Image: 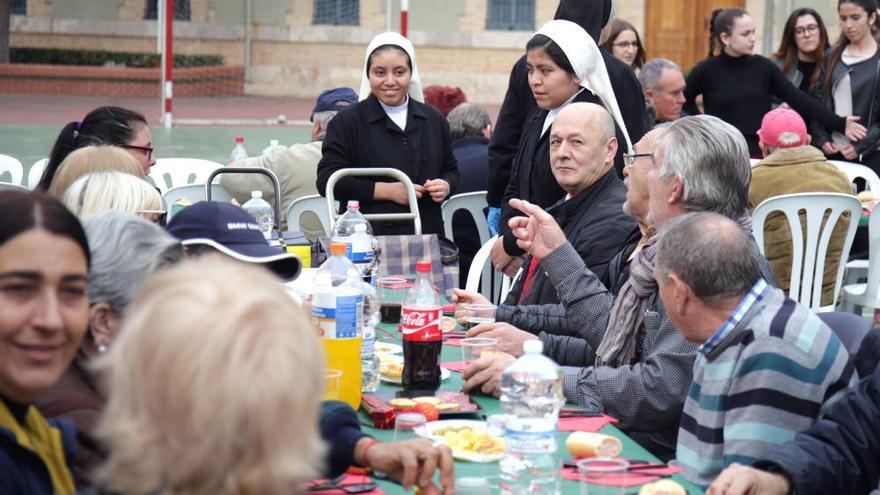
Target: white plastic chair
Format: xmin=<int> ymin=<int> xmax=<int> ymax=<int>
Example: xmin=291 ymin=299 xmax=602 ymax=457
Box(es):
xmin=28 ymin=158 xmax=48 ymax=189
xmin=465 ymin=235 xmax=519 ymax=304
xmin=842 ymin=202 xmax=880 ymax=315
xmin=324 ymin=168 xmax=421 ymax=234
xmin=749 ymin=158 xmax=762 ymax=168
xmin=287 ymin=194 xmax=332 ymax=236
xmin=441 ymin=191 xmax=491 ymax=247
xmin=162 ymin=184 xmax=233 ymax=220
xmin=0 ymin=154 xmax=24 ymax=185
xmin=147 ymin=158 xmax=223 ymax=194
xmin=0 ymin=182 xmax=28 ymax=192
xmin=828 ymin=159 xmax=880 ymax=193
xmin=752 ymin=192 xmax=861 ymax=311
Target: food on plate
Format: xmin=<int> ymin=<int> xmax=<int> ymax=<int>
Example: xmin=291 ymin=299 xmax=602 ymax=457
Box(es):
xmin=380 ymin=362 xmax=403 ymax=379
xmin=435 ymin=403 xmax=460 ymax=412
xmin=376 ymin=352 xmax=400 ymax=364
xmin=858 ymin=191 xmax=876 ymax=202
xmin=435 ymin=391 xmax=479 ymax=411
xmin=413 ymin=403 xmax=439 ymax=421
xmin=389 ymin=398 xmax=417 ymax=411
xmin=413 ymin=396 xmax=442 ymax=405
xmin=638 ymin=479 xmax=686 ymax=495
xmin=442 ymin=316 xmax=457 ymax=333
xmin=375 ymin=342 xmax=402 ymax=354
xmin=433 ymin=425 xmax=504 ymax=455
xmin=566 ymin=431 xmax=623 ymax=458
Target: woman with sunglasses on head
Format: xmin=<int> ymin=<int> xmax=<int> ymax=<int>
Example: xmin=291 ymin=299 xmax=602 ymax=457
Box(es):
xmin=601 ymin=18 xmax=646 ymax=72
xmin=39 ymin=106 xmax=156 ymax=191
xmin=0 ymin=190 xmax=91 ymax=494
xmin=684 ymin=8 xmax=866 ymax=157
xmin=772 ymin=8 xmax=831 ymax=96
xmin=811 ymin=0 xmax=880 ymax=172
xmin=316 ymin=33 xmax=459 ymax=236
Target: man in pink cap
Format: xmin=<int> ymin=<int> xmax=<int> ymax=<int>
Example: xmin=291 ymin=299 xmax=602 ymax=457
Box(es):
xmin=750 ymin=107 xmax=852 ymax=305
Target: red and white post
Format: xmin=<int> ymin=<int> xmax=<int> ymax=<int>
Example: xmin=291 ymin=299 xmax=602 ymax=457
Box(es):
xmin=160 ymin=0 xmax=174 ymax=128
xmin=400 ymin=0 xmax=408 ymax=37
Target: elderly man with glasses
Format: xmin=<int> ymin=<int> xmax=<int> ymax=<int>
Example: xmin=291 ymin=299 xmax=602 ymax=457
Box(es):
xmin=462 ymin=115 xmax=777 ymax=461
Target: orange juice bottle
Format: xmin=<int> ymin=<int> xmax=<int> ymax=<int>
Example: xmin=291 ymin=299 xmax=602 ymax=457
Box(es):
xmin=312 ymin=242 xmax=363 ymax=410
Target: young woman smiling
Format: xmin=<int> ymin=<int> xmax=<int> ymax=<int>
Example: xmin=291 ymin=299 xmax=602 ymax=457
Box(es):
xmin=684 ymin=8 xmax=865 ymax=156
xmin=601 ymin=18 xmax=646 ymax=71
xmin=0 ymin=190 xmax=91 ymax=494
xmin=812 ymin=0 xmax=880 ymax=171
xmin=316 ymin=32 xmax=459 ymax=236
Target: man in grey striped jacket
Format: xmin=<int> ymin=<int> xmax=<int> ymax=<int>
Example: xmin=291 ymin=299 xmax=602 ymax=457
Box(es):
xmin=654 ymin=212 xmax=856 ymax=489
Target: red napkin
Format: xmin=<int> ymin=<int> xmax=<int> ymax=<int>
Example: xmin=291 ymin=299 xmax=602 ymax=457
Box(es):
xmin=558 ymin=414 xmax=619 ymax=432
xmin=304 ymin=474 xmax=384 ymax=494
xmin=442 ymin=360 xmax=468 ymax=373
xmin=561 ymin=462 xmax=683 ymax=486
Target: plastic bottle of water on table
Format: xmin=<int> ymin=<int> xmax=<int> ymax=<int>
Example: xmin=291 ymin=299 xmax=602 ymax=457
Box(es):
xmin=242 ymin=191 xmax=274 ymax=240
xmin=499 ymin=339 xmax=564 ymax=495
xmin=312 ymin=242 xmax=364 ymax=409
xmin=332 ymin=201 xmax=376 ymax=282
xmin=360 ymin=281 xmax=381 ymax=392
xmin=230 ymin=136 xmax=248 ymax=162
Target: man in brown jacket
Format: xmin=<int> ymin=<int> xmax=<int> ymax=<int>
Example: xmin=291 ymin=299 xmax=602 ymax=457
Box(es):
xmin=750 ymin=108 xmax=853 ymax=305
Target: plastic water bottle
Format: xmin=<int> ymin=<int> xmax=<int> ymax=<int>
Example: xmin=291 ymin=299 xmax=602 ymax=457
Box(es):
xmin=230 ymin=136 xmax=248 ymax=162
xmin=261 ymin=139 xmax=282 ymax=156
xmin=360 ymin=281 xmax=381 ymax=392
xmin=312 ymin=242 xmax=364 ymax=409
xmin=242 ymin=191 xmax=274 ymax=239
xmin=332 ymin=201 xmax=375 ymax=282
xmin=499 ymin=339 xmax=564 ymax=495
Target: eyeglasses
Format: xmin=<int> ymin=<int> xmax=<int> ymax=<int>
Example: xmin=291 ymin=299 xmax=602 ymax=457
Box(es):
xmin=613 ymin=41 xmax=640 ymax=50
xmin=794 ymin=24 xmax=820 ymax=38
xmin=137 ymin=209 xmax=167 ymax=227
xmin=120 ymin=144 xmax=154 ymax=159
xmin=623 ymin=152 xmax=654 ymax=168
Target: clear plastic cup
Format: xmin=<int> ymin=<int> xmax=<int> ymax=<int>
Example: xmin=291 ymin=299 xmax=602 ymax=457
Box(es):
xmin=322 ymin=368 xmax=342 ymax=401
xmin=577 ymin=457 xmax=629 ymax=495
xmin=460 ymin=337 xmax=498 ymax=366
xmin=393 ymin=412 xmax=427 ymax=442
xmin=459 ymin=303 xmax=496 ymax=330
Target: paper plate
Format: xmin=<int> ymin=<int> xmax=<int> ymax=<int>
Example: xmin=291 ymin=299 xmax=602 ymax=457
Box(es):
xmin=379 ymin=367 xmax=451 ymax=384
xmin=375 ymin=342 xmax=402 ymax=354
xmin=417 ymin=419 xmax=505 ymax=463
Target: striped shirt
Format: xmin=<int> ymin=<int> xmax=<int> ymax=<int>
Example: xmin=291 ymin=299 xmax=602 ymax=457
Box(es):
xmin=675 ymin=282 xmax=856 ymax=488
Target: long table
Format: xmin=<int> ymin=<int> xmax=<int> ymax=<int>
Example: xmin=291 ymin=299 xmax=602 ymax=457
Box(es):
xmin=363 ymin=323 xmax=704 ymax=494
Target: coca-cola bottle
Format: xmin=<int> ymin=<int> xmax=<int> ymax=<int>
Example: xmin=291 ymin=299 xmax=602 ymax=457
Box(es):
xmin=401 ymin=260 xmax=443 ymax=392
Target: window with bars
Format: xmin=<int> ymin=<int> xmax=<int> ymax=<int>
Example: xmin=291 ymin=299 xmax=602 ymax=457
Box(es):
xmin=487 ymin=0 xmax=535 ymax=31
xmin=145 ymin=0 xmax=192 ymax=21
xmin=313 ymin=0 xmax=359 ymax=26
xmin=12 ymin=0 xmax=26 ymax=15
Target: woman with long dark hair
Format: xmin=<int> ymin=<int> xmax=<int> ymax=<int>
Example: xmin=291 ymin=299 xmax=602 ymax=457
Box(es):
xmin=683 ymin=8 xmax=865 ymax=156
xmin=773 ymin=8 xmax=831 ymax=94
xmin=812 ymin=0 xmax=880 ymax=171
xmin=601 ymin=18 xmax=646 ymax=71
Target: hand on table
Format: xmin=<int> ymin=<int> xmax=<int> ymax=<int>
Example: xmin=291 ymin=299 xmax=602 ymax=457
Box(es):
xmin=461 ymin=352 xmax=516 ymax=397
xmin=489 ymin=237 xmax=523 ymax=277
xmin=845 ymin=116 xmax=867 ymax=142
xmin=508 ymin=199 xmax=567 ymax=259
xmin=706 ymin=463 xmax=791 ymax=495
xmin=423 ymin=179 xmax=450 ymax=203
xmin=359 ymin=438 xmax=454 ymax=495
xmin=465 ymin=321 xmax=537 ymax=357
xmin=841 ymin=144 xmax=859 ymax=161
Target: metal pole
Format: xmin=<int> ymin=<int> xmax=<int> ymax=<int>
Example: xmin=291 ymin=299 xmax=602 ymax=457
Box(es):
xmin=244 ymin=0 xmax=252 ymax=83
xmin=163 ymin=0 xmax=174 ymax=128
xmin=400 ymin=0 xmax=408 ymax=37
xmin=156 ymin=0 xmax=164 ymax=53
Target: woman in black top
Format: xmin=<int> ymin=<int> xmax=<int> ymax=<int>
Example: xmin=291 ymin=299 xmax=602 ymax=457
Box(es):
xmin=684 ymin=8 xmax=865 ymax=156
xmin=316 ymin=33 xmax=459 ymax=236
xmin=812 ymin=0 xmax=880 ymax=171
xmin=772 ymin=8 xmax=831 ymax=95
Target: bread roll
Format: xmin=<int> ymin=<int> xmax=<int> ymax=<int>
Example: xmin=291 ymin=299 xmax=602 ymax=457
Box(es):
xmin=638 ymin=479 xmax=686 ymax=495
xmin=389 ymin=398 xmax=417 ymax=410
xmin=565 ymin=431 xmax=623 ymax=458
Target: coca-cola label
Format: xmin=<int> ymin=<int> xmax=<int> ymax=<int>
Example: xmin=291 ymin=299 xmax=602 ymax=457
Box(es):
xmin=401 ymin=306 xmax=442 ymax=342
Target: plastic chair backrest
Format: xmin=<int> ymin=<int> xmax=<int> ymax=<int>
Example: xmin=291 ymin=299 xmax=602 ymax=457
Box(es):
xmin=749 ymin=158 xmax=761 ymax=168
xmin=287 ymin=194 xmax=332 ymax=237
xmin=857 ymin=203 xmax=880 ymax=305
xmin=28 ymin=158 xmax=48 ymax=189
xmin=324 ymin=168 xmax=421 ymax=235
xmin=752 ymin=192 xmax=861 ymax=310
xmin=828 ymin=159 xmax=880 ymax=193
xmin=465 ymin=235 xmax=515 ymax=304
xmin=441 ymin=191 xmax=490 ymax=247
xmin=147 ymin=158 xmax=223 ymax=194
xmin=0 ymin=154 xmax=23 ymax=185
xmin=162 ymin=184 xmax=233 ymax=220
xmin=0 ymin=182 xmax=29 ymax=192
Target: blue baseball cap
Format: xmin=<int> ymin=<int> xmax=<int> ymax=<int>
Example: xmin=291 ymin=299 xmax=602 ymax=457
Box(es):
xmin=311 ymin=87 xmax=358 ymax=121
xmin=166 ymin=201 xmax=301 ymax=281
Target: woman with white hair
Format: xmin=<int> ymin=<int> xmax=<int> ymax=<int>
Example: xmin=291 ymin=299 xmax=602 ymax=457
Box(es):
xmin=35 ymin=210 xmax=183 ymax=479
xmin=316 ymin=32 xmax=460 ymax=235
xmin=63 ymin=171 xmax=165 ymax=225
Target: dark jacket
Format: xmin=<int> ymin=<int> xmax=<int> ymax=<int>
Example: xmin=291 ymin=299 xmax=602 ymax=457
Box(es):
xmin=451 ymin=135 xmax=490 ymax=288
xmin=317 ymin=94 xmax=460 ymax=235
xmin=320 ymin=401 xmax=368 ymax=478
xmin=485 ymin=0 xmax=646 ymax=208
xmin=753 ymin=368 xmax=880 ymax=495
xmin=497 ymin=169 xmax=636 ymax=316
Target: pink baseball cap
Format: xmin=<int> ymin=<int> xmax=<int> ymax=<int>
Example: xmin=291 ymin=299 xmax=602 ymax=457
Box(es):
xmin=757 ymin=108 xmax=808 ymax=148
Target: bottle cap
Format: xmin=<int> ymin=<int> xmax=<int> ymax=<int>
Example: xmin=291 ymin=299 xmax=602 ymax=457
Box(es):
xmin=523 ymin=339 xmax=543 ymax=355
xmin=235 ymin=136 xmax=244 ymax=143
xmin=330 ymin=242 xmax=348 ymax=256
xmin=347 ymin=200 xmax=360 ymax=209
xmin=415 ymin=260 xmax=431 ymax=273
xmin=251 ymin=191 xmax=262 ymax=199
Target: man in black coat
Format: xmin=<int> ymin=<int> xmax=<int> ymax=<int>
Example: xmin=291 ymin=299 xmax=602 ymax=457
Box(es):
xmin=486 ymin=0 xmax=647 ymax=233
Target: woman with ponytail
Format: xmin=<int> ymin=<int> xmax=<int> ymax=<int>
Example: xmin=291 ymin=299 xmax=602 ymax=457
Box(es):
xmin=39 ymin=106 xmax=155 ymax=191
xmin=683 ymin=8 xmax=865 ymax=156
xmin=812 ymin=0 xmax=880 ymax=171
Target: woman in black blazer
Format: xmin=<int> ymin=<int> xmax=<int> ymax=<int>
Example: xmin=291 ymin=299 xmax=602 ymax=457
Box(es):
xmin=317 ymin=32 xmax=459 ymax=235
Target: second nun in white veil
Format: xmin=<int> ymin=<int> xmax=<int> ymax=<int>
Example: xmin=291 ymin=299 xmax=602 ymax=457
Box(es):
xmin=316 ymin=32 xmax=459 ymax=236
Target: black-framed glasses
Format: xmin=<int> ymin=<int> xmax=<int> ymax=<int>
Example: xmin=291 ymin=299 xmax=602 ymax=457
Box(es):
xmin=623 ymin=152 xmax=654 ymax=167
xmin=794 ymin=24 xmax=820 ymax=38
xmin=121 ymin=144 xmax=154 ymax=159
